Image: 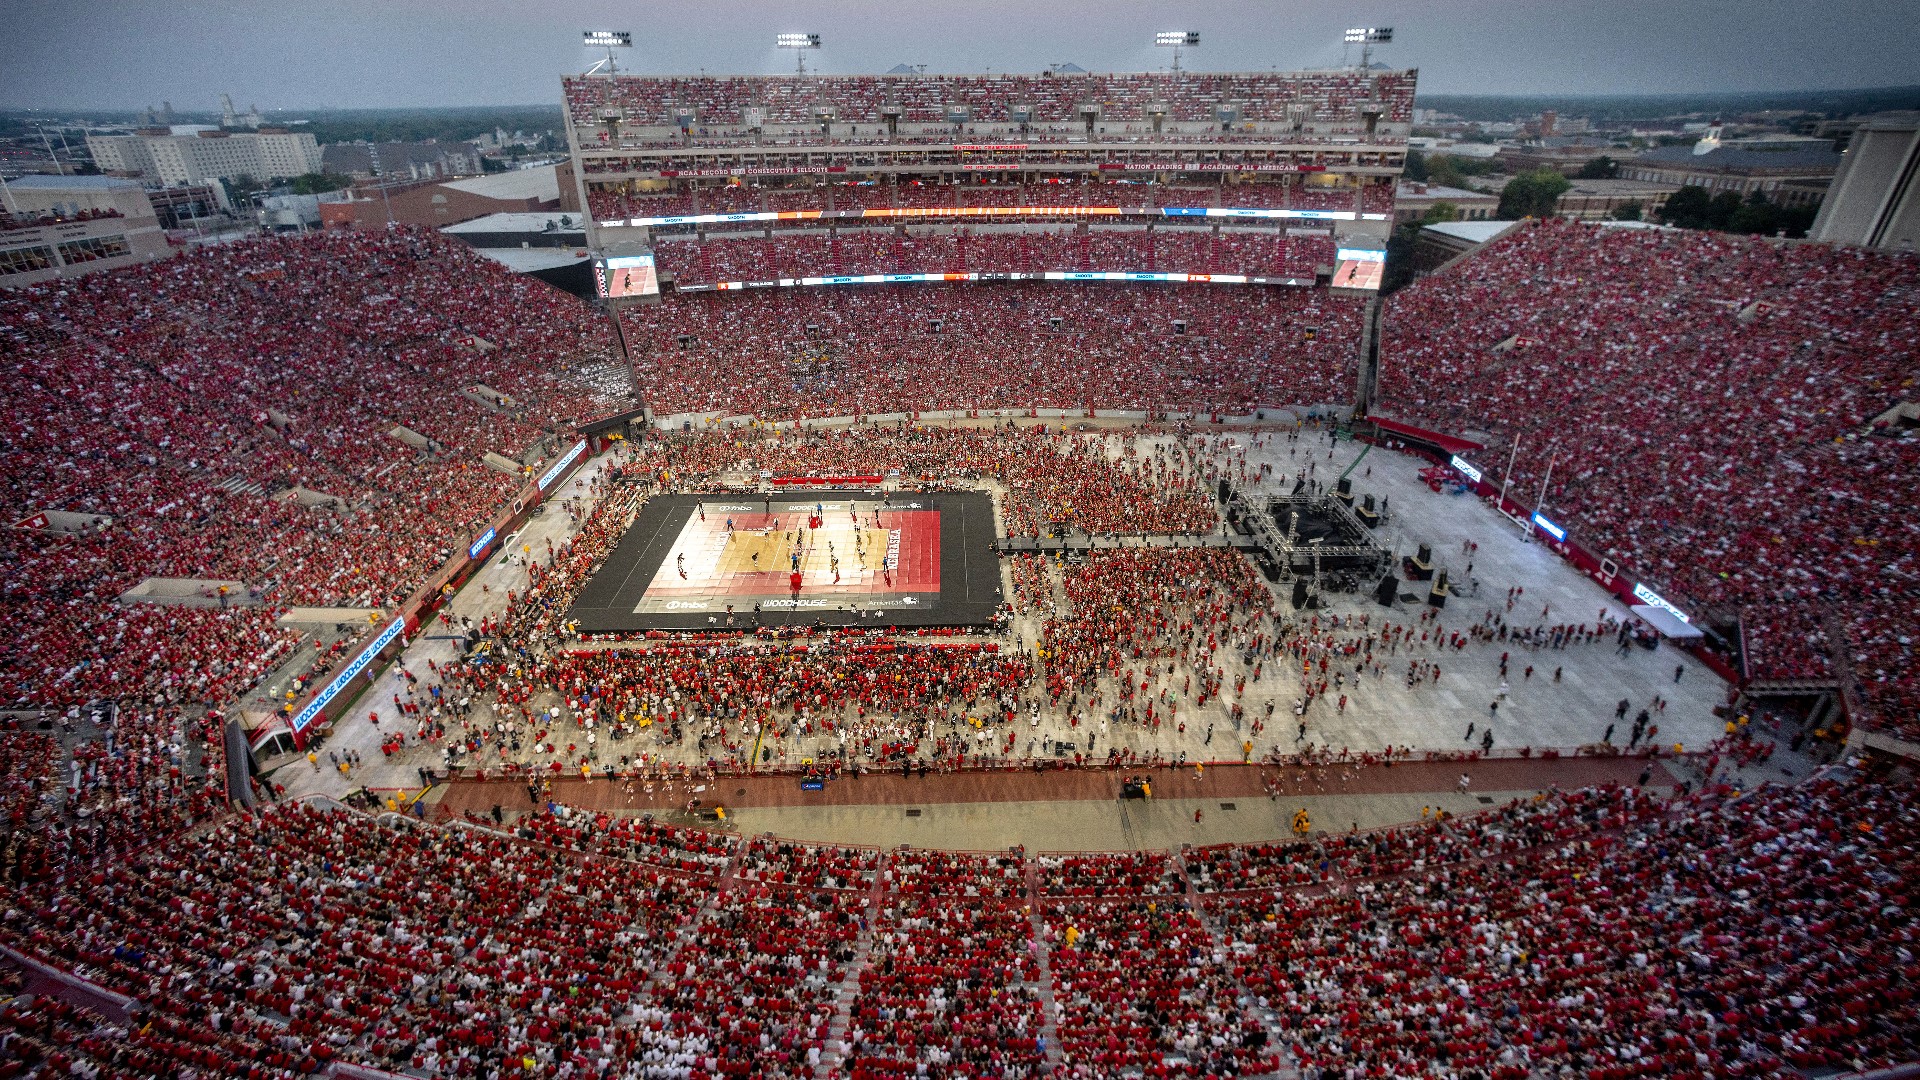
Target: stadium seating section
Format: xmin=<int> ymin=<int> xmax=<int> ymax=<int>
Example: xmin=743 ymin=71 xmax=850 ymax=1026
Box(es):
xmin=646 ymin=229 xmax=1338 ymax=283
xmin=584 ymin=181 xmax=1384 ymax=222
xmin=0 ymin=228 xmax=624 ymax=709
xmin=1 ymin=771 xmax=1913 ymax=1078
xmin=563 ymin=71 xmax=1417 ymax=128
xmin=620 ymin=282 xmax=1361 ymax=417
xmin=1381 ymin=218 xmax=1920 ymax=737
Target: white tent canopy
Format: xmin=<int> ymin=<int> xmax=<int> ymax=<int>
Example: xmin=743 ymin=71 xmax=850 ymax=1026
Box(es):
xmin=1631 ymin=604 xmax=1704 ymax=640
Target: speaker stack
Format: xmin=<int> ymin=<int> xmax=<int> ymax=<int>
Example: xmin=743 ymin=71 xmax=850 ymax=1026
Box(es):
xmin=1374 ymin=573 xmax=1398 ymax=607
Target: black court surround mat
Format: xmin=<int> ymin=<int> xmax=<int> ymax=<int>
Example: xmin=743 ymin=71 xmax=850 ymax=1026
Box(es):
xmin=567 ymin=490 xmax=1002 ymax=632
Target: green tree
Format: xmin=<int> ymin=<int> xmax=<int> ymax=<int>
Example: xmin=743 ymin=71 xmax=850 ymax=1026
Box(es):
xmin=289 ymin=172 xmax=351 ymax=195
xmin=1575 ymin=156 xmax=1619 ymax=179
xmin=1426 ymin=155 xmax=1466 ymax=189
xmin=1403 ymin=149 xmax=1429 ymax=182
xmin=1706 ymin=191 xmax=1744 ymax=230
xmin=1423 ymin=201 xmax=1462 ymax=224
xmin=1727 ymin=191 xmax=1780 ymax=235
xmin=1610 ymin=199 xmax=1643 ymax=222
xmin=1658 ymin=185 xmax=1713 ymax=228
xmin=1497 ymin=170 xmax=1572 ymax=219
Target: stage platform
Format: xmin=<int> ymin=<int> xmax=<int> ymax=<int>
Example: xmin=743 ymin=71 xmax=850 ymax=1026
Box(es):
xmin=568 ymin=490 xmax=1002 ymax=632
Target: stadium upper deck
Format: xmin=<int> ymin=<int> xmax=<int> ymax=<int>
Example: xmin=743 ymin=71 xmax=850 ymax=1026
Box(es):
xmin=562 ymin=70 xmax=1415 ymax=180
xmin=565 ymin=69 xmax=1413 ymax=251
xmin=564 ymin=69 xmax=1416 ymax=134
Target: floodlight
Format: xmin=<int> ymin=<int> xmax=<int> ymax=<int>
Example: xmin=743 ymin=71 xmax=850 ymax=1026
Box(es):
xmin=583 ymin=30 xmax=632 ymax=48
xmin=1344 ymin=27 xmax=1392 ymax=43
xmin=1154 ymin=31 xmax=1200 ymax=72
xmin=777 ymin=32 xmax=823 ymax=75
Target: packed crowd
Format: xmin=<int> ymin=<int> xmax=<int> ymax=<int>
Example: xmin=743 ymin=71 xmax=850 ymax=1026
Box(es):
xmin=1382 ymin=218 xmax=1920 ymax=735
xmin=0 ymin=748 xmax=1913 ymax=1080
xmin=1218 ymin=774 xmax=1920 ymax=1078
xmin=0 ymin=227 xmax=624 ymax=709
xmin=623 ymin=282 xmax=1361 ymax=417
xmin=563 ymin=71 xmax=1417 ymax=129
xmin=648 ymin=228 xmax=1338 ymax=283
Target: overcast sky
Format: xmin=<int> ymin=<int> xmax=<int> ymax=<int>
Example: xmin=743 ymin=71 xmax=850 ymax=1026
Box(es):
xmin=3 ymin=0 xmax=1915 ymax=112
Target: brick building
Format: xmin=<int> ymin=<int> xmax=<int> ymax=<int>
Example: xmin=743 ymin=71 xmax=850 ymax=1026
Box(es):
xmin=319 ymin=165 xmax=563 ymax=230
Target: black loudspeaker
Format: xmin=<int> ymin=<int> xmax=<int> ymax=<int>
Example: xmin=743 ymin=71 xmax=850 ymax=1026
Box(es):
xmin=1337 ymin=476 xmax=1352 ymax=495
xmin=1173 ymin=319 xmax=1188 ymax=335
xmin=1362 ymin=493 xmax=1376 ymax=511
xmin=1375 ymin=573 xmax=1398 ymax=606
xmin=1258 ymin=554 xmax=1282 ymax=582
xmin=1416 ymin=543 xmax=1432 ymax=564
xmin=1290 ymin=579 xmax=1309 ymax=609
xmin=1217 ymin=479 xmax=1232 ymax=503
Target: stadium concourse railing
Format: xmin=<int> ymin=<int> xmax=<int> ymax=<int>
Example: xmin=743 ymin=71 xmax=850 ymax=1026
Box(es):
xmin=253 ymin=433 xmax=602 ymax=763
xmin=440 ymin=742 xmax=1704 ymax=790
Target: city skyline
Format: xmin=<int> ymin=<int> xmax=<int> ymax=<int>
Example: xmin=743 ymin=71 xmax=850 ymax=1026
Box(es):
xmin=2 ymin=0 xmax=1916 ymax=111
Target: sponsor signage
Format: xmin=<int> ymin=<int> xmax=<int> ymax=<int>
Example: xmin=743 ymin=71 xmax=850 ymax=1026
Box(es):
xmin=1530 ymin=512 xmax=1567 ymax=542
xmin=537 ymin=440 xmax=588 ymax=491
xmin=608 ymin=204 xmax=1384 ymax=229
xmin=468 ymin=527 xmax=497 ymax=560
xmin=1448 ymin=455 xmax=1482 ymax=484
xmin=291 ymin=617 xmax=405 ymax=733
xmin=1632 ymin=582 xmax=1692 ymax=625
xmin=688 ymin=271 xmax=1313 ymax=291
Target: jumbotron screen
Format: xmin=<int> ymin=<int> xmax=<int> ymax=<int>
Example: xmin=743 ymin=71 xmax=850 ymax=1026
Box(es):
xmin=596 ymin=253 xmax=659 ymax=298
xmin=1332 ymin=247 xmax=1386 ymax=290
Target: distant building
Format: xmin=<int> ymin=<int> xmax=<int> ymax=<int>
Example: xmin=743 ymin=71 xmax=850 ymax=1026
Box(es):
xmin=1810 ymin=112 xmax=1920 ymax=252
xmin=320 ymin=141 xmax=484 ymax=181
xmin=1408 ymin=219 xmax=1520 ymax=276
xmin=144 ymin=183 xmax=229 ymax=229
xmin=87 ymin=127 xmax=322 ymax=185
xmin=319 ymin=164 xmax=563 ymax=230
xmin=0 ymin=175 xmax=170 ymax=287
xmin=1553 ymin=178 xmax=1682 ymax=222
xmin=1617 ymin=143 xmax=1840 ymax=207
xmin=1494 ymin=138 xmax=1622 ymax=175
xmin=1394 ymin=181 xmax=1500 ymax=224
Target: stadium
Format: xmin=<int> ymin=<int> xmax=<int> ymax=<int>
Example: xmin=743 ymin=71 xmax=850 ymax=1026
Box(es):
xmin=0 ymin=38 xmax=1917 ymax=1080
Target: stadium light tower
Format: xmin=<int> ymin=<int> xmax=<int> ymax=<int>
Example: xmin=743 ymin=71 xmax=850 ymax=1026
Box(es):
xmin=1155 ymin=31 xmax=1200 ymax=73
xmin=777 ymin=33 xmax=822 ymax=76
xmin=1343 ymin=26 xmax=1393 ymax=69
xmin=582 ymin=30 xmax=632 ymax=76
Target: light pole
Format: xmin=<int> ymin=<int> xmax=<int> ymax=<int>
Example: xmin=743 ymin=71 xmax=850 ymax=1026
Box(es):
xmin=1154 ymin=31 xmax=1200 ymax=73
xmin=1343 ymin=27 xmax=1394 ymax=69
xmin=582 ymin=31 xmax=632 ymax=76
xmin=777 ymin=33 xmax=822 ymax=76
